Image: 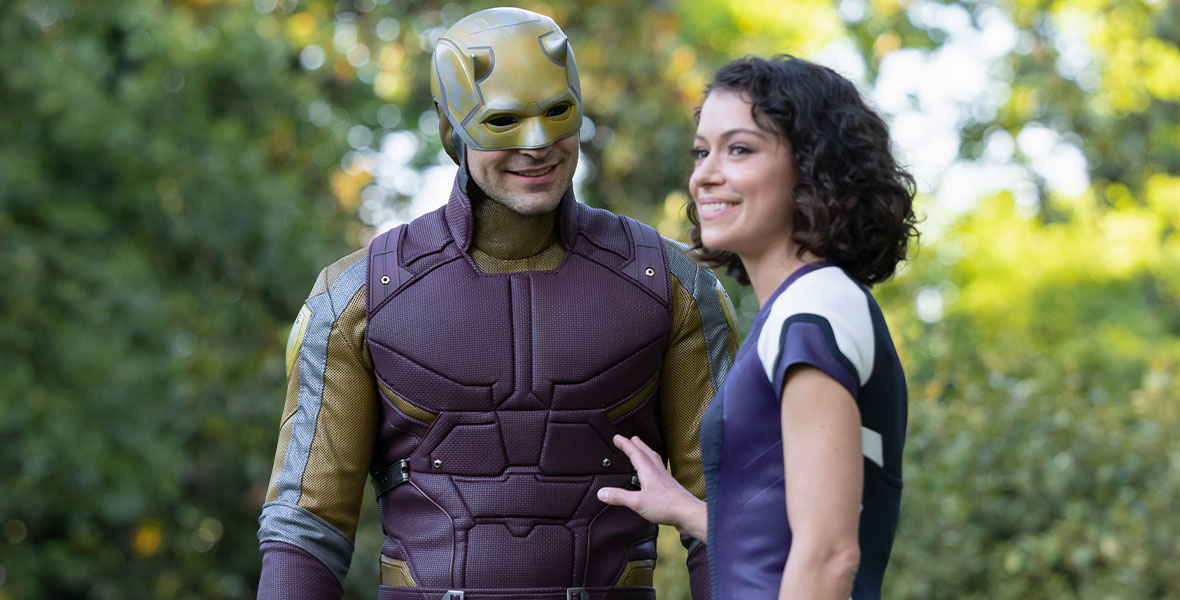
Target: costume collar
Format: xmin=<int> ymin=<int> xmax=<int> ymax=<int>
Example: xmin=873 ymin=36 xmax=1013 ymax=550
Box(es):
xmin=443 ymin=175 xmax=579 ymax=257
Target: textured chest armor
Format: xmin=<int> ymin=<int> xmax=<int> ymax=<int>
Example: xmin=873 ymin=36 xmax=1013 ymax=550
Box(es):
xmin=364 ymin=185 xmax=672 ymax=593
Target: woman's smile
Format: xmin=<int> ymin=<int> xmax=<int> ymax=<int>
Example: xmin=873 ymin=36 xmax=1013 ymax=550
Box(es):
xmin=697 ymin=199 xmax=741 ymax=218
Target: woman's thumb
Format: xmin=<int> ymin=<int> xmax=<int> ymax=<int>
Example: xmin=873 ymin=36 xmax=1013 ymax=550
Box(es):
xmin=597 ymin=486 xmax=634 ymax=508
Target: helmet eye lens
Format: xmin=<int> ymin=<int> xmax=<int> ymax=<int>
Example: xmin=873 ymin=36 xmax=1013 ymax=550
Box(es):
xmin=546 ymin=103 xmax=571 ymax=118
xmin=486 ymin=115 xmax=519 ymax=128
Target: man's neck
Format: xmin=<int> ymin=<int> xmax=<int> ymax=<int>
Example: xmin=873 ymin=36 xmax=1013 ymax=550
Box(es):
xmin=470 ymin=193 xmax=560 ymax=260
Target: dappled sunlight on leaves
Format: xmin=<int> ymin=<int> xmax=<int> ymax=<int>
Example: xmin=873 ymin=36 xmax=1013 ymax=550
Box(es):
xmin=4 ymin=0 xmax=1180 ymax=597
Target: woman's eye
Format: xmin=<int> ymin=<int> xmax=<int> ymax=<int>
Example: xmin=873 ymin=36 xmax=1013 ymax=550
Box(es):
xmin=730 ymin=145 xmax=752 ymax=155
xmin=487 ymin=115 xmax=519 ymax=127
xmin=546 ymin=104 xmax=571 ymax=117
xmin=691 ymin=148 xmax=707 ymax=160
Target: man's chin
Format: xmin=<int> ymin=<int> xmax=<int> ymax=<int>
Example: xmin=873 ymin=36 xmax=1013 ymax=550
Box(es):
xmin=503 ymin=185 xmax=569 ymax=215
xmin=509 ymin=196 xmax=563 ymax=215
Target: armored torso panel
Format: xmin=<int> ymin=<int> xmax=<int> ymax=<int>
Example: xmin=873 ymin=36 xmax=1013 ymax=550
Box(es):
xmin=364 ymin=188 xmax=672 ymax=595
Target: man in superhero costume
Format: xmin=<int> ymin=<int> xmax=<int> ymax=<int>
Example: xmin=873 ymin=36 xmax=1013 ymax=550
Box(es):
xmin=257 ymin=8 xmax=736 ymax=599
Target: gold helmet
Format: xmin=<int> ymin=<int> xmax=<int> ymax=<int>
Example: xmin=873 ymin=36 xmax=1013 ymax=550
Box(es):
xmin=431 ymin=7 xmax=582 ymax=164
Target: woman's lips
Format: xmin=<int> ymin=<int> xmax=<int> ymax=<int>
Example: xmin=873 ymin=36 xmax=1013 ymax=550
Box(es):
xmin=698 ymin=200 xmax=739 ymax=219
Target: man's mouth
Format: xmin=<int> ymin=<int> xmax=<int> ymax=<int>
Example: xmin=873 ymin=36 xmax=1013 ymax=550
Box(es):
xmin=510 ymin=165 xmax=556 ymax=178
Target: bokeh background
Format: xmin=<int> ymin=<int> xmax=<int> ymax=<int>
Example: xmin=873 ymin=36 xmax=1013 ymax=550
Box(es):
xmin=3 ymin=0 xmax=1179 ymax=597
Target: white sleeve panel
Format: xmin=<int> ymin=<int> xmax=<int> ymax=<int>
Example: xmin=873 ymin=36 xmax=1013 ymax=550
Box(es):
xmin=756 ymin=267 xmax=876 ymax=386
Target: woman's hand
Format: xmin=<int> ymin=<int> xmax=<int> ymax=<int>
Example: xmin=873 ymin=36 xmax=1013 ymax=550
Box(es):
xmin=596 ymin=434 xmax=708 ymax=542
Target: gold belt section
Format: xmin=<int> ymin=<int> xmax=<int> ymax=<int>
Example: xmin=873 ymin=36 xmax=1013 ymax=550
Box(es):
xmin=378 ymin=556 xmax=654 ymax=588
xmin=379 ymin=555 xmax=418 ymax=587
xmin=614 ymin=559 xmax=655 ymax=587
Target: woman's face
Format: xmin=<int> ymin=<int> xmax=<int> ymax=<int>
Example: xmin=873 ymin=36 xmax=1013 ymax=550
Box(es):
xmin=689 ymin=89 xmax=798 ymax=260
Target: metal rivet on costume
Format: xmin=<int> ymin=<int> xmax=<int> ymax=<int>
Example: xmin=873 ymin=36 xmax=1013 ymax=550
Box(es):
xmin=602 ymin=458 xmax=612 ymax=468
xmin=433 ymin=459 xmax=443 ymax=469
xmin=644 ymin=267 xmax=655 ymax=277
xmin=380 ymin=275 xmax=391 ymax=285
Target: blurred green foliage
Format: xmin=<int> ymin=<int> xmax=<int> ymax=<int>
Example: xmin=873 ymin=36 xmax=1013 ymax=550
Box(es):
xmin=0 ymin=0 xmax=363 ymax=597
xmin=1 ymin=0 xmax=1178 ymax=598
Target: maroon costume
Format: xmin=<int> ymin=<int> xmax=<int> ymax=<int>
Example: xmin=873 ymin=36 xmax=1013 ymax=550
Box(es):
xmin=257 ymin=8 xmax=735 ymax=599
xmin=259 ymin=181 xmax=732 ymax=598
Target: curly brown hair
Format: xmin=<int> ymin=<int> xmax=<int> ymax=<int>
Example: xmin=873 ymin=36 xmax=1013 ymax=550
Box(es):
xmin=688 ymin=55 xmax=918 ymax=287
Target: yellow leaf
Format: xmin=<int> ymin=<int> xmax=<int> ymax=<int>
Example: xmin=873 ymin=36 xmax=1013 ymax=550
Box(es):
xmin=287 ymin=12 xmax=318 ymax=46
xmin=331 ymin=169 xmax=372 ymax=211
xmin=133 ymin=522 xmax=163 ymax=557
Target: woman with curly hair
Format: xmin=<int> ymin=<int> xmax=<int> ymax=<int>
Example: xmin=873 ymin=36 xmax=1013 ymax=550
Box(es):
xmin=598 ymin=55 xmax=918 ymax=599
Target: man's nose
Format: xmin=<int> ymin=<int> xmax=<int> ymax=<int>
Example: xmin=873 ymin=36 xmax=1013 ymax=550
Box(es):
xmin=518 ymin=117 xmax=551 ymax=151
xmin=516 ymin=140 xmax=552 ymax=160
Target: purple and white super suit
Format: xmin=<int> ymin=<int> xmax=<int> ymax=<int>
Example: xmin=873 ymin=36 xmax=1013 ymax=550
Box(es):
xmin=256 ymin=176 xmax=737 ymax=599
xmin=701 ymin=263 xmax=907 ymax=599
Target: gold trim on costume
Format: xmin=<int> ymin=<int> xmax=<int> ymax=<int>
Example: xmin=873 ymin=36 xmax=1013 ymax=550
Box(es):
xmin=377 ymin=379 xmax=438 ymax=425
xmin=607 ymin=375 xmax=660 ymax=421
xmin=379 ymin=555 xmax=418 ymax=587
xmin=285 ymin=304 xmax=312 ymax=377
xmin=615 ymin=559 xmax=655 ymax=587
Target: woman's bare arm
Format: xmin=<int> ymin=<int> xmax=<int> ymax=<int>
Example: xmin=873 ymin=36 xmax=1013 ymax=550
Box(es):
xmin=778 ymin=365 xmax=863 ymax=600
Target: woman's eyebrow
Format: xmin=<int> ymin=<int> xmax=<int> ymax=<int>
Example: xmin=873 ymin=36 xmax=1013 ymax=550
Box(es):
xmin=694 ymin=128 xmax=770 ymax=141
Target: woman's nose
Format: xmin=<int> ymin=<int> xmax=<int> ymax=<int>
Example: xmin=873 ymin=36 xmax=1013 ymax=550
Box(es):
xmin=691 ymin=153 xmax=723 ymax=188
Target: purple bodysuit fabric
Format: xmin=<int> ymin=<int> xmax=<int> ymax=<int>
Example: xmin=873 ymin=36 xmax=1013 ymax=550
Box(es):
xmin=258 ymin=178 xmax=725 ymax=599
xmin=701 ymin=263 xmax=907 ymax=599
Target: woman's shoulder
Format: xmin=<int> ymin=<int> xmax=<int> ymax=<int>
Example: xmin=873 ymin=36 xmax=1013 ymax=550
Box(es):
xmin=756 ymin=264 xmax=876 ymax=388
xmin=767 ymin=264 xmax=872 ymax=324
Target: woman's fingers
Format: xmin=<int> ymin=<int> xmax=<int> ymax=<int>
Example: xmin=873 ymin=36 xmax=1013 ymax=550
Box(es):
xmin=611 ymin=434 xmax=640 ymax=459
xmin=597 ymin=485 xmax=639 ymax=508
xmin=612 ymin=434 xmax=661 ymax=472
xmin=628 ymin=435 xmax=664 ymax=464
xmin=600 ymin=434 xmax=701 ymax=531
